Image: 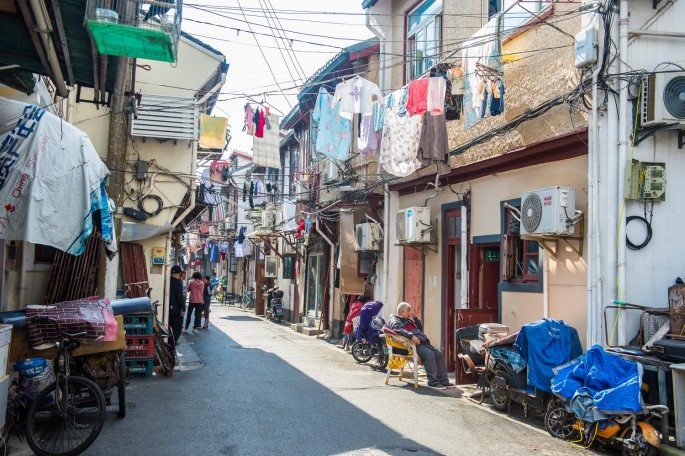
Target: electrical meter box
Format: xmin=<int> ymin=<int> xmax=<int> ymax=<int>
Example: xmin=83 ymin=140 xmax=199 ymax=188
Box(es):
xmin=625 ymin=160 xmax=666 ymax=201
xmin=152 ymin=247 xmax=166 ymax=265
xmin=575 ymin=26 xmax=598 ymax=68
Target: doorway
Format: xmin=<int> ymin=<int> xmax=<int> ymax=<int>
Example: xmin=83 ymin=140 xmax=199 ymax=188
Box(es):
xmin=306 ymin=253 xmax=324 ymax=318
xmin=403 ymin=246 xmax=424 ymax=319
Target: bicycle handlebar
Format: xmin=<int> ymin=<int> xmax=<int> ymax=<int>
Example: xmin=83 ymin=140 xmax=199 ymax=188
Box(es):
xmin=31 ymin=316 xmax=88 ymax=339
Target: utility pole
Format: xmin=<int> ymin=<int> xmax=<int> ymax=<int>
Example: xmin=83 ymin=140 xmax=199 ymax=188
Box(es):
xmin=97 ymin=55 xmax=131 ymax=299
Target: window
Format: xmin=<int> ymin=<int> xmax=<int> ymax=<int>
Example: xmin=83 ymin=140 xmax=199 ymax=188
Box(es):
xmin=34 ymin=244 xmax=56 ymax=264
xmin=282 ymin=254 xmax=295 ymax=280
xmin=502 ymin=206 xmax=539 ymax=282
xmin=406 ymin=0 xmax=442 ymax=82
xmin=500 ymin=0 xmax=551 ymax=37
xmin=488 ymin=0 xmax=502 ymax=18
xmin=230 ymin=255 xmax=238 ymax=273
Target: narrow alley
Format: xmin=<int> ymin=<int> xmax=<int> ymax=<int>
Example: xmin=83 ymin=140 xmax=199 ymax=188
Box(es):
xmin=84 ymin=306 xmax=593 ymax=456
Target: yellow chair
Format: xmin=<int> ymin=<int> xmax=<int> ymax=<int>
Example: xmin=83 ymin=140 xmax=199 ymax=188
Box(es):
xmin=381 ymin=327 xmax=426 ymax=388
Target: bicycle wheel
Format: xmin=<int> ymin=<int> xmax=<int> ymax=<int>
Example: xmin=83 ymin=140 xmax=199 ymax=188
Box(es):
xmin=26 ymin=376 xmax=106 ymax=456
xmin=117 ymin=352 xmax=127 ymax=418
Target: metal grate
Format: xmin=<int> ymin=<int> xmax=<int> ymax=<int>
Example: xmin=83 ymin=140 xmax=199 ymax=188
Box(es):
xmin=131 ymin=94 xmax=198 ymax=140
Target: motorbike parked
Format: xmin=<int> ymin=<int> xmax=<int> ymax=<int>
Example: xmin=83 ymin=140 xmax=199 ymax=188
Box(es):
xmin=545 ymin=403 xmax=668 ymax=456
xmin=351 ymin=301 xmax=388 ymax=370
xmin=480 ymin=320 xmax=582 ymax=418
xmin=265 ymin=287 xmax=285 ymax=323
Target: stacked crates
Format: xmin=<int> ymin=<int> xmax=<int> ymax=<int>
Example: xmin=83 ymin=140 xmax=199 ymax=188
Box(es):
xmin=123 ymin=313 xmax=154 ymax=379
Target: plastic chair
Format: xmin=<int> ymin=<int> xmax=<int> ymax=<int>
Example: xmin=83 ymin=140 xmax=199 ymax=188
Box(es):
xmin=381 ymin=327 xmax=425 ymax=388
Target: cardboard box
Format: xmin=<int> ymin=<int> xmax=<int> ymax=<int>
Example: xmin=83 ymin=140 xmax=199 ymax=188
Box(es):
xmin=9 ymin=316 xmax=126 ymax=366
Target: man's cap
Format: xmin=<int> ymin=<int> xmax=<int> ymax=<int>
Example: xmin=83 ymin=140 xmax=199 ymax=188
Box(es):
xmin=171 ymin=265 xmax=183 ymax=274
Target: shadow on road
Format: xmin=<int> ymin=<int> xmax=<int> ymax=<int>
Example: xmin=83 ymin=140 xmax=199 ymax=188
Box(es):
xmin=85 ymin=314 xmax=445 ymax=456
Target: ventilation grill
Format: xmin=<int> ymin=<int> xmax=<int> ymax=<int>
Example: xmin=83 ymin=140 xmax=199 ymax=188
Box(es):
xmin=396 ymin=211 xmax=407 ymax=242
xmin=131 ymin=94 xmax=198 ymax=140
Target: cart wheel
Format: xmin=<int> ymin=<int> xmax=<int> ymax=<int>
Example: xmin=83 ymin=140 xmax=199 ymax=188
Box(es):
xmin=118 ymin=352 xmax=127 ymax=418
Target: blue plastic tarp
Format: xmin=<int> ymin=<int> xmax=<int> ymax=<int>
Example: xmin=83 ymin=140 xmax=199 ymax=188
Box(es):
xmin=514 ymin=319 xmax=582 ymax=393
xmin=356 ymin=301 xmax=383 ymax=341
xmin=551 ymin=345 xmax=644 ymax=422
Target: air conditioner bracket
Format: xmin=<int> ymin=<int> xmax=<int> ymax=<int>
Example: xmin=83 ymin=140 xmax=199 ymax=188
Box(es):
xmin=521 ymin=223 xmax=584 ymax=259
xmin=394 ymin=243 xmax=438 ymax=254
xmin=678 ymin=131 xmax=685 ymax=150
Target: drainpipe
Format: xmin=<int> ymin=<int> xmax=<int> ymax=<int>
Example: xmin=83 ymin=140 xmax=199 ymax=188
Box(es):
xmin=587 ymin=69 xmax=601 ymax=347
xmin=460 ymin=206 xmax=468 ymax=309
xmin=28 ymin=0 xmax=68 ymax=97
xmin=171 ymin=137 xmax=199 ymax=228
xmin=616 ymin=0 xmax=629 ymax=345
xmin=365 ymin=7 xmax=386 ymax=93
xmin=542 ymin=250 xmax=549 ymax=318
xmin=382 ymin=184 xmax=390 ymax=307
xmin=316 ymin=216 xmax=336 ymax=337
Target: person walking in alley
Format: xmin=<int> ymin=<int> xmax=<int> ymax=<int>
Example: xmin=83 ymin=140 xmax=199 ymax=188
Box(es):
xmin=185 ymin=272 xmax=204 ymax=332
xmin=387 ymin=302 xmax=456 ymax=390
xmin=168 ymin=266 xmax=186 ymax=349
xmin=202 ymin=275 xmax=213 ymax=329
xmin=180 ymin=270 xmax=188 ymax=305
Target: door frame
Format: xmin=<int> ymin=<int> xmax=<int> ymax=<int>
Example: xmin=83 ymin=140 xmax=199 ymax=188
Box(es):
xmin=441 ymin=201 xmax=465 ymax=371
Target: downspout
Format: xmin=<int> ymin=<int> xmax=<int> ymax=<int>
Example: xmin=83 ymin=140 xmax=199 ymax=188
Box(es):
xmin=616 ymin=0 xmax=629 ymax=345
xmin=316 ymin=216 xmax=336 ymax=337
xmin=542 ymin=250 xmax=549 ymax=318
xmin=365 ymin=8 xmax=386 ymax=93
xmin=460 ymin=205 xmax=468 ymax=309
xmin=28 ymin=0 xmax=68 ymax=97
xmin=382 ymin=184 xmax=389 ymax=308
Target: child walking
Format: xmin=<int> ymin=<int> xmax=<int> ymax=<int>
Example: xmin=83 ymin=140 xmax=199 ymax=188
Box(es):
xmin=202 ymin=275 xmax=212 ymax=329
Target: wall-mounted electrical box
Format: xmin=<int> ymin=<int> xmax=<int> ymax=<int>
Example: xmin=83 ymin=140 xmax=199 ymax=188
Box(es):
xmin=625 ymin=160 xmax=666 ymax=201
xmin=575 ymin=26 xmax=598 ymax=68
xmin=152 ymin=247 xmax=166 ymax=265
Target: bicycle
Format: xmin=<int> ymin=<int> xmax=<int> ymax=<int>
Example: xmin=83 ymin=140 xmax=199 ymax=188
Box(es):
xmin=241 ymin=287 xmax=255 ymax=310
xmin=25 ymin=317 xmax=107 ymax=456
xmin=151 ymin=300 xmax=176 ymax=377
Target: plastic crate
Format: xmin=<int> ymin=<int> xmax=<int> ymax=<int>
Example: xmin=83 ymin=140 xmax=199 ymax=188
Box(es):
xmin=123 ymin=314 xmax=153 ymax=336
xmin=124 ymin=358 xmax=153 ymax=379
xmin=124 ymin=336 xmax=154 ymax=358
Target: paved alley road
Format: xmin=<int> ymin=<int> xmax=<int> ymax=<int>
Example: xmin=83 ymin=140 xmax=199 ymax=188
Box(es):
xmin=84 ymin=306 xmax=595 ymax=456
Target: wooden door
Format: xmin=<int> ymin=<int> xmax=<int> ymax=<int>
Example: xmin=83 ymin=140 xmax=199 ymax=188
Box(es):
xmin=443 ymin=208 xmax=461 ymax=372
xmin=455 ymin=242 xmax=500 ymax=384
xmin=403 ymin=246 xmax=423 ymax=318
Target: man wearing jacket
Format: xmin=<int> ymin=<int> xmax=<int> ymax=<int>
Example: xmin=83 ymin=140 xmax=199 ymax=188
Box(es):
xmin=387 ymin=302 xmax=455 ymax=390
xmin=168 ymin=265 xmax=186 ymax=349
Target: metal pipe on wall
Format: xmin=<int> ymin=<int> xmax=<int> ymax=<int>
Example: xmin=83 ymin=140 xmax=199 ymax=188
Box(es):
xmin=28 ymin=0 xmax=68 ymax=97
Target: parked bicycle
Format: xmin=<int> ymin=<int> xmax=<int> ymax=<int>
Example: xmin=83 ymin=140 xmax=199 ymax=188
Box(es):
xmin=25 ymin=317 xmax=107 ymax=456
xmin=241 ymin=287 xmax=255 ymax=310
xmin=151 ymin=300 xmax=176 ymax=376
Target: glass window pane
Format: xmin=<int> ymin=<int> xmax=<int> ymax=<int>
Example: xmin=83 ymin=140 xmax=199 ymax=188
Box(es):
xmin=526 ymin=241 xmax=539 ymax=254
xmin=408 ymin=0 xmax=442 ymax=35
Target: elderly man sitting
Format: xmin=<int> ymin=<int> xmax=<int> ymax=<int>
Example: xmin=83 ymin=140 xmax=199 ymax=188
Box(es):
xmin=387 ymin=302 xmax=455 ymax=390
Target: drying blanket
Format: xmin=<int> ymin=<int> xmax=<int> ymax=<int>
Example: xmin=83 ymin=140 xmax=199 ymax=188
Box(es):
xmin=0 ymin=98 xmax=112 ymax=255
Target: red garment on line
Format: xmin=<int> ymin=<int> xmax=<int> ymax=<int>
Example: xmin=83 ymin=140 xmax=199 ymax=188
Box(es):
xmin=406 ymin=78 xmax=429 ymax=116
xmin=255 ymin=109 xmax=265 ymax=138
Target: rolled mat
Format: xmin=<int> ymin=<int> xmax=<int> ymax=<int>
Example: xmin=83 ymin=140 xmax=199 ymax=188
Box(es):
xmin=0 ymin=297 xmax=152 ymax=329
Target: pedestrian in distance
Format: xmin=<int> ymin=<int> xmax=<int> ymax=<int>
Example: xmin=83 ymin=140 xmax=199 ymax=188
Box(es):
xmin=168 ymin=265 xmax=186 ymax=349
xmin=184 ymin=272 xmax=204 ymax=332
xmin=202 ymin=275 xmax=212 ymax=329
xmin=180 ymin=270 xmax=188 ymax=304
xmin=387 ymin=302 xmax=456 ymax=390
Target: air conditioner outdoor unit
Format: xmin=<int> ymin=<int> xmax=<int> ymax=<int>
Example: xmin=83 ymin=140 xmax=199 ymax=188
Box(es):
xmin=224 ymin=218 xmax=236 ymax=231
xmin=264 ymin=255 xmax=279 ymax=278
xmin=293 ymin=181 xmax=309 ymax=203
xmin=641 ymin=72 xmax=685 ymax=127
xmin=396 ymin=207 xmax=431 ymax=243
xmin=355 ymin=223 xmax=383 ymax=251
xmin=248 ymin=210 xmax=262 ymax=221
xmin=322 ymin=159 xmax=340 ymax=184
xmin=519 ymin=186 xmax=576 ymax=236
xmin=261 ymin=208 xmax=282 ymax=229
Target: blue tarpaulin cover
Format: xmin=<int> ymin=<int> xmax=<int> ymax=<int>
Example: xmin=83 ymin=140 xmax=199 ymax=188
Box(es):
xmin=356 ymin=301 xmax=383 ymax=341
xmin=551 ymin=345 xmax=644 ymax=422
xmin=514 ymin=319 xmax=582 ymax=393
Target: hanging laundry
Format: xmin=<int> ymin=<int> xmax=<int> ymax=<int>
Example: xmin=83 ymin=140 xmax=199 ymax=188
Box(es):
xmin=242 ymin=180 xmax=247 ymax=202
xmin=417 ymin=114 xmax=449 ymax=166
xmin=253 ymin=109 xmax=263 ymax=138
xmin=252 ymin=112 xmax=280 ymax=168
xmin=210 ymin=241 xmax=219 ymax=263
xmin=219 ymin=241 xmax=229 ymax=253
xmin=249 ymin=180 xmax=254 ymax=209
xmin=449 ymin=67 xmax=465 ymax=96
xmin=332 ymin=76 xmax=382 ymax=120
xmin=238 ymin=226 xmax=246 ymax=243
xmin=490 ymin=81 xmax=505 ymax=116
xmin=221 ymin=165 xmax=229 ymax=182
xmin=392 ymin=86 xmax=409 ymax=117
xmin=379 ymin=105 xmax=423 ymax=177
xmin=254 ymin=179 xmax=267 ymax=206
xmin=427 ymin=77 xmax=447 ymax=116
xmin=406 ymin=78 xmax=429 ymax=116
xmin=209 ymin=160 xmax=229 ymax=183
xmin=200 ymin=114 xmax=228 ymax=150
xmin=313 ymin=87 xmax=352 ymax=160
xmin=372 ymin=100 xmax=385 ymax=132
xmin=234 ymin=240 xmax=246 ymax=258
xmin=201 ymin=168 xmax=221 ymax=205
xmin=358 ymin=113 xmax=379 ymax=155
xmin=243 ymin=103 xmax=254 ymax=135
xmin=264 ymin=107 xmax=272 ymax=130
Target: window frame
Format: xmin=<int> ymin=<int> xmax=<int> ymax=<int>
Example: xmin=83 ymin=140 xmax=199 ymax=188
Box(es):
xmin=502 ymin=205 xmax=539 ymax=284
xmin=282 ymin=254 xmax=296 ymax=280
xmin=405 ymin=0 xmax=443 ymax=83
xmin=34 ymin=244 xmax=56 ymax=264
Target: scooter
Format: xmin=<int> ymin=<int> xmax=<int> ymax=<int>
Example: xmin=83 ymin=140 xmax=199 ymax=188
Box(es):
xmin=270 ymin=289 xmax=284 ymax=323
xmin=481 ymin=320 xmax=582 ymax=418
xmin=545 ymin=403 xmax=668 ymax=456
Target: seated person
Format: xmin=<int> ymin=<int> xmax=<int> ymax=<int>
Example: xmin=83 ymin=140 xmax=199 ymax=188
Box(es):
xmin=387 ymin=302 xmax=456 ymax=390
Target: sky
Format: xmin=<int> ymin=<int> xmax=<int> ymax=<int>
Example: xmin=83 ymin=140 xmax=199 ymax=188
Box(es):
xmin=179 ymin=1 xmax=375 ymax=154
